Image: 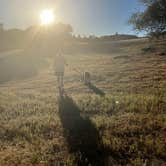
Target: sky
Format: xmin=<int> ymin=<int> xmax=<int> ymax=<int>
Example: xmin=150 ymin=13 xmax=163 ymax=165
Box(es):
xmin=0 ymin=0 xmax=145 ymax=36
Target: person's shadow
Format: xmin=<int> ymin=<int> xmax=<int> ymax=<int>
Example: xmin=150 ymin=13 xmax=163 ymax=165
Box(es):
xmin=58 ymin=94 xmax=105 ymax=165
xmin=86 ymin=83 xmax=105 ymax=96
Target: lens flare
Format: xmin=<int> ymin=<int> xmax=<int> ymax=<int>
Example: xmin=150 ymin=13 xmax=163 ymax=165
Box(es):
xmin=40 ymin=9 xmax=55 ymax=25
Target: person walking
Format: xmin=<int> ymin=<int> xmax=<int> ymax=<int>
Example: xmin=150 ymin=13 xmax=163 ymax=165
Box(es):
xmin=54 ymin=50 xmax=66 ymax=95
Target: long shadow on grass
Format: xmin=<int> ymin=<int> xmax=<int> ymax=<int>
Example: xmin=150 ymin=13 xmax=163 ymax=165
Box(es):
xmin=58 ymin=94 xmax=105 ymax=165
xmin=86 ymin=83 xmax=105 ymax=96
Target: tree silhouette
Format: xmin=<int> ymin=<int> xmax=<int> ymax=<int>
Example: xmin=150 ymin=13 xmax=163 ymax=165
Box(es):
xmin=129 ymin=0 xmax=166 ymax=36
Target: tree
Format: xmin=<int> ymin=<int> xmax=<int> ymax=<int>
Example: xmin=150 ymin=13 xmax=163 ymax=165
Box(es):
xmin=0 ymin=23 xmax=3 ymax=32
xmin=129 ymin=0 xmax=166 ymax=36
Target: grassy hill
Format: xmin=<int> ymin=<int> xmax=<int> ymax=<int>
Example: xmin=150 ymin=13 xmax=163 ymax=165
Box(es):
xmin=0 ymin=38 xmax=166 ymax=165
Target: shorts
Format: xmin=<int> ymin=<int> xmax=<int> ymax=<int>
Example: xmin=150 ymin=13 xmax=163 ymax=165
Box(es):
xmin=55 ymin=71 xmax=64 ymax=76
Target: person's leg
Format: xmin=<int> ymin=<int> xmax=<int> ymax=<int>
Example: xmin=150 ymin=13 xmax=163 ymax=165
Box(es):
xmin=60 ymin=73 xmax=64 ymax=95
xmin=57 ymin=74 xmax=63 ymax=96
xmin=57 ymin=75 xmax=60 ymax=87
xmin=61 ymin=74 xmax=64 ymax=88
xmin=59 ymin=72 xmax=63 ymax=87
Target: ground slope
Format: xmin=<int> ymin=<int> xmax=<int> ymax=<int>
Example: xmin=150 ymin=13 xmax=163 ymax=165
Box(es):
xmin=0 ymin=38 xmax=166 ymax=165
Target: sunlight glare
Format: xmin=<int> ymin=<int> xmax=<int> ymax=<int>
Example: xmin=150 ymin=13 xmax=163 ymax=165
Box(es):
xmin=40 ymin=9 xmax=55 ymax=25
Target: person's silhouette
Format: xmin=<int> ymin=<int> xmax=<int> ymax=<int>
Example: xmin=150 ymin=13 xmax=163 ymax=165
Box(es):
xmin=54 ymin=50 xmax=66 ymax=95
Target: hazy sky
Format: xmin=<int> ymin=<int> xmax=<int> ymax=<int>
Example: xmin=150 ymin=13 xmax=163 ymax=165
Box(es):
xmin=0 ymin=0 xmax=144 ymax=36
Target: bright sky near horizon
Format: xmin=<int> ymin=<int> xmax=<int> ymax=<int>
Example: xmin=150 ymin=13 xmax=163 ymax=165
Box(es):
xmin=0 ymin=0 xmax=145 ymax=36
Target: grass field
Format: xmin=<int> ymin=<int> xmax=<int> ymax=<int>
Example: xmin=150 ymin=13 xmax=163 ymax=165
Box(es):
xmin=0 ymin=38 xmax=166 ymax=165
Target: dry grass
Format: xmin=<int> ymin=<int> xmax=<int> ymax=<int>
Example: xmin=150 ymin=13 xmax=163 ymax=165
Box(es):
xmin=0 ymin=38 xmax=166 ymax=165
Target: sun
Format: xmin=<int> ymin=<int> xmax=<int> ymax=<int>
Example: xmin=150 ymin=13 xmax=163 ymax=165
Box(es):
xmin=40 ymin=9 xmax=55 ymax=25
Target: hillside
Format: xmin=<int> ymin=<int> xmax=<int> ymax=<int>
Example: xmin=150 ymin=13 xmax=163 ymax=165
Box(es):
xmin=0 ymin=38 xmax=166 ymax=165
